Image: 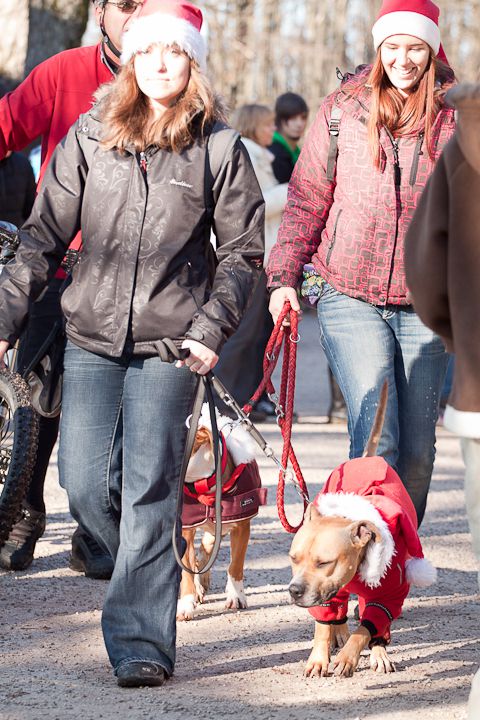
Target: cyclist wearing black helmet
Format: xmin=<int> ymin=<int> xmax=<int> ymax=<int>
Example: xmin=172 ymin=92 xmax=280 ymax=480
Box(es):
xmin=0 ymin=0 xmax=143 ymax=578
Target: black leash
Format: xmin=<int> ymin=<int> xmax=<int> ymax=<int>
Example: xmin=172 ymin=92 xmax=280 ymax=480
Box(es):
xmin=156 ymin=339 xmax=227 ymax=576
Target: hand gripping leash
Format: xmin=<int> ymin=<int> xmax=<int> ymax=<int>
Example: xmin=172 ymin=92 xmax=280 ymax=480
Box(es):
xmin=242 ymin=302 xmax=309 ymax=532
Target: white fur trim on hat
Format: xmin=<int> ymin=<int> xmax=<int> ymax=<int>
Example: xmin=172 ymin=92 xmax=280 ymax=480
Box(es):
xmin=121 ymin=14 xmax=206 ymax=68
xmin=315 ymin=493 xmax=396 ymax=588
xmin=372 ymin=11 xmax=440 ymax=53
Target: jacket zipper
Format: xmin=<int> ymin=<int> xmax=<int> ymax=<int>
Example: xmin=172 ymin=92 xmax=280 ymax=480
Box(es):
xmin=409 ymin=132 xmax=424 ymax=186
xmin=384 ymin=127 xmax=401 ymax=187
xmin=392 ymin=139 xmax=401 ymax=186
xmin=326 ymin=209 xmax=343 ymax=265
xmin=139 ymin=150 xmax=148 ymax=177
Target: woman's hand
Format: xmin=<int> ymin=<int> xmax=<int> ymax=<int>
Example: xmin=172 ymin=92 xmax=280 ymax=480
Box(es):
xmin=176 ymin=339 xmax=219 ymax=376
xmin=269 ymin=287 xmax=301 ymax=325
xmin=0 ymin=340 xmax=10 ymax=369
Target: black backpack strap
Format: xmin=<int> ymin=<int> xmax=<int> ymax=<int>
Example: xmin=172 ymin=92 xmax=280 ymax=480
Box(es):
xmin=326 ymin=104 xmax=343 ymax=183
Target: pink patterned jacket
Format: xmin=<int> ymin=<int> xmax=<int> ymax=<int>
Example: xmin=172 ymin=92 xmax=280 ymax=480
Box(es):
xmin=266 ymin=68 xmax=456 ymax=305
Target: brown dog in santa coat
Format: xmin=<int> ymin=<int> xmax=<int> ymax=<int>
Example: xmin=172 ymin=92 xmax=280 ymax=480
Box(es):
xmin=177 ymin=407 xmax=267 ymax=621
xmin=288 ymin=384 xmax=437 ymax=677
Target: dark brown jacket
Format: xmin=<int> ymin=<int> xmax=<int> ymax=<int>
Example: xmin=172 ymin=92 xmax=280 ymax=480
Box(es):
xmin=0 ymin=108 xmax=265 ymax=356
xmin=405 ymin=84 xmax=480 ymax=412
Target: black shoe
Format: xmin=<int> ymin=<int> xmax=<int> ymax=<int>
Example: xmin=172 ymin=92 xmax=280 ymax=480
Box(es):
xmin=69 ymin=527 xmax=114 ymax=580
xmin=116 ymin=661 xmax=166 ymax=688
xmin=0 ymin=504 xmax=46 ymax=571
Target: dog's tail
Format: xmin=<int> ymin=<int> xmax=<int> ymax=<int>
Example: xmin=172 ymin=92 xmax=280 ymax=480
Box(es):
xmin=362 ymin=380 xmax=388 ymax=457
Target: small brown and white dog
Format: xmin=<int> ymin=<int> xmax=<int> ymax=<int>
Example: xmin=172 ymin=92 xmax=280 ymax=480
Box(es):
xmin=288 ymin=383 xmax=436 ymax=677
xmin=177 ymin=408 xmax=266 ymax=621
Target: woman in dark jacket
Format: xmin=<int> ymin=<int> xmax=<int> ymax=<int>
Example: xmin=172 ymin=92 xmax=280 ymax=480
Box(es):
xmin=267 ymin=0 xmax=455 ymax=527
xmin=0 ymin=0 xmax=264 ymax=688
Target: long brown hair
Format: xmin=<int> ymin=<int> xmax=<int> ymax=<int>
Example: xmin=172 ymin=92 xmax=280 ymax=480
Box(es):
xmin=366 ymin=49 xmax=455 ymax=167
xmin=99 ymin=55 xmax=227 ymax=153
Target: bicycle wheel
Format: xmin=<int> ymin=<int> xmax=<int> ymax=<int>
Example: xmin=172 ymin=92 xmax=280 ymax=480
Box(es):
xmin=0 ymin=369 xmax=39 ymax=547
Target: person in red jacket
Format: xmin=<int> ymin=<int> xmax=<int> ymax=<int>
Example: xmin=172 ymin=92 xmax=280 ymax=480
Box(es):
xmin=267 ymin=0 xmax=456 ymax=527
xmin=0 ymin=0 xmax=143 ymax=576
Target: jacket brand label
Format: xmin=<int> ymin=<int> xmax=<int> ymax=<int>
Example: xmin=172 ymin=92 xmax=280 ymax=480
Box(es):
xmin=170 ymin=179 xmax=193 ymax=188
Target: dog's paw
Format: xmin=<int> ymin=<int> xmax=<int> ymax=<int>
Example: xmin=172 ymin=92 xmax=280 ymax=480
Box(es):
xmin=199 ymin=568 xmax=211 ymax=595
xmin=333 ymin=647 xmax=359 ymax=678
xmin=330 ymin=622 xmax=350 ymax=650
xmin=176 ymin=594 xmax=196 ymax=621
xmin=194 ymin=573 xmax=206 ymax=604
xmin=370 ymin=645 xmax=396 ymax=673
xmin=224 ymin=574 xmax=248 ymax=609
xmin=304 ymin=646 xmax=331 ymax=678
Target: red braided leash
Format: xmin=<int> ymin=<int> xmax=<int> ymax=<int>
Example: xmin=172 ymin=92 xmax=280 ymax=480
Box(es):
xmin=243 ymin=302 xmax=309 ymax=533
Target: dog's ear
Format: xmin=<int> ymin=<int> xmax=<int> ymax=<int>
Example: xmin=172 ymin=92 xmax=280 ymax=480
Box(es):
xmin=304 ymin=502 xmax=321 ymax=523
xmin=348 ymin=520 xmax=381 ymax=548
xmin=193 ymin=426 xmax=213 ymax=454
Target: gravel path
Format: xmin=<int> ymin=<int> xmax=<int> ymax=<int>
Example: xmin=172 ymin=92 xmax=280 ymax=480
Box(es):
xmin=1 ymin=314 xmax=478 ymax=720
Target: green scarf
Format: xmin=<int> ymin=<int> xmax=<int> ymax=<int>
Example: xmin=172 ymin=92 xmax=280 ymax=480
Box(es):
xmin=272 ymin=131 xmax=301 ymax=165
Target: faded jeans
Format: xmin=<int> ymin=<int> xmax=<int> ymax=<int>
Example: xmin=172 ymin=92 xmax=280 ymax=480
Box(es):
xmin=58 ymin=341 xmax=198 ymax=675
xmin=317 ymin=284 xmax=448 ymax=525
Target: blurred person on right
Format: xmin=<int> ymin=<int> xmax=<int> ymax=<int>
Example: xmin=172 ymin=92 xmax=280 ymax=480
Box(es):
xmin=404 ymin=82 xmax=480 ymax=719
xmin=267 ymin=0 xmax=456 ymax=526
xmin=405 ymin=83 xmax=480 ymax=590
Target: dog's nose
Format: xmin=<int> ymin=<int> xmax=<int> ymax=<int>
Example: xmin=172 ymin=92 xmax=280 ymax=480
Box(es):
xmin=289 ymin=582 xmax=305 ymax=601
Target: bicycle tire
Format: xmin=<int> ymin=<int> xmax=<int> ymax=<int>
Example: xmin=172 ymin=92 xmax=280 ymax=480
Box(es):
xmin=0 ymin=369 xmax=39 ymax=547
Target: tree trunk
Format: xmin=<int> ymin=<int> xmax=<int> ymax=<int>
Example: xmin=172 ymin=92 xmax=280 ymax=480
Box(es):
xmin=0 ymin=0 xmax=89 ymax=87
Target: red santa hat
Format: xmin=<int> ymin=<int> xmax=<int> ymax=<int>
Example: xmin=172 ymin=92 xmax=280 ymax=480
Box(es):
xmin=314 ymin=457 xmax=437 ymax=589
xmin=372 ymin=0 xmax=447 ymax=63
xmin=121 ymin=0 xmax=206 ymax=69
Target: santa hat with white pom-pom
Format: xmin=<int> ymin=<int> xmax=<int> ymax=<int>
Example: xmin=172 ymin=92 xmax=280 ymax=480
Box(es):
xmin=314 ymin=456 xmax=437 ymax=589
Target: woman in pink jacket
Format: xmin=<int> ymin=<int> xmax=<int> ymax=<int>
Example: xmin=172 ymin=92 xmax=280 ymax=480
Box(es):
xmin=267 ymin=0 xmax=456 ymax=525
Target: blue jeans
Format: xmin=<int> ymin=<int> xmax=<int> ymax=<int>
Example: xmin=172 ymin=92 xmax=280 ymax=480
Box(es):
xmin=58 ymin=341 xmax=198 ymax=675
xmin=317 ymin=284 xmax=448 ymax=525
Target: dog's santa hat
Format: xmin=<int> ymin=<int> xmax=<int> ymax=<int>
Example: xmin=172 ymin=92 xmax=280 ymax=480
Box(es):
xmin=121 ymin=0 xmax=206 ymax=69
xmin=314 ymin=456 xmax=437 ymax=589
xmin=372 ymin=0 xmax=448 ymax=64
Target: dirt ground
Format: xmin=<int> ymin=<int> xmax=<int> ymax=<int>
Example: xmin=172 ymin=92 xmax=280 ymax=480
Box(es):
xmin=0 ymin=418 xmax=478 ymax=720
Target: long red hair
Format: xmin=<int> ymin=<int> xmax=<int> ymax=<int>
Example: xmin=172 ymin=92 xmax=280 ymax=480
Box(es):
xmin=366 ymin=49 xmax=455 ymax=167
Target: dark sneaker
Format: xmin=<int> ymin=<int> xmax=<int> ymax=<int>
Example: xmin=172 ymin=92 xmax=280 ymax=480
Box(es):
xmin=116 ymin=661 xmax=166 ymax=688
xmin=69 ymin=527 xmax=114 ymax=580
xmin=0 ymin=505 xmax=46 ymax=571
